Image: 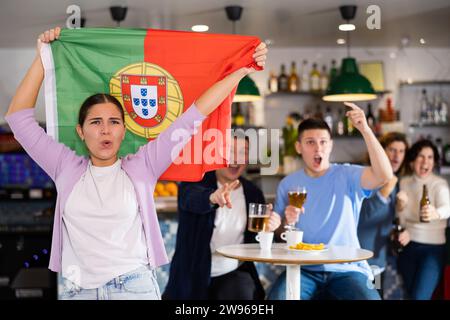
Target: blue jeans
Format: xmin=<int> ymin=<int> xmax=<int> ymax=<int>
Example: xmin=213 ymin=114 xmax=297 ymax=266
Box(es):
xmin=60 ymin=265 xmax=161 ymax=300
xmin=397 ymin=241 xmax=446 ymax=300
xmin=267 ymin=268 xmax=381 ymax=300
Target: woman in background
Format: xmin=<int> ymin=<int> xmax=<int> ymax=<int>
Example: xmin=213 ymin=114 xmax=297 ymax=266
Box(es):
xmin=397 ymin=139 xmax=450 ymax=300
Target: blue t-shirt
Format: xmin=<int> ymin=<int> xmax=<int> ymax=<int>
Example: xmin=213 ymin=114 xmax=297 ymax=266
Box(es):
xmin=275 ymin=163 xmax=373 ymax=278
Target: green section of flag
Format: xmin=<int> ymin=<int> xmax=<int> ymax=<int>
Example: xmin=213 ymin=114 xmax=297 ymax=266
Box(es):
xmin=51 ymin=28 xmax=149 ymax=156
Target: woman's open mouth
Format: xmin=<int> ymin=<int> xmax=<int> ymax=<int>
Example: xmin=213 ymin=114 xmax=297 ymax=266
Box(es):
xmin=100 ymin=140 xmax=113 ymax=149
xmin=419 ymin=166 xmax=430 ymax=175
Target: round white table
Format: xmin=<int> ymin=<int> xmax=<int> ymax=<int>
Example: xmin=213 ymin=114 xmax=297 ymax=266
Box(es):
xmin=216 ymin=243 xmax=373 ymax=300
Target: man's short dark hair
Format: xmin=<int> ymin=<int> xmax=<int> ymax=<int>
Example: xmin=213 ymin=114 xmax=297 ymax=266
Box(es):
xmin=379 ymin=132 xmax=408 ymax=150
xmin=297 ymin=118 xmax=331 ymax=140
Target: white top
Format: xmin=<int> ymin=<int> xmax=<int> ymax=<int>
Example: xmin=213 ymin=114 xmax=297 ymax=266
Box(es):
xmin=399 ymin=174 xmax=450 ymax=245
xmin=62 ymin=159 xmax=148 ymax=289
xmin=210 ymin=181 xmax=247 ymax=277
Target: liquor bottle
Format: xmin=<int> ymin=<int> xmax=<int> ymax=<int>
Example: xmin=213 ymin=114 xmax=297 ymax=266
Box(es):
xmin=433 ymin=94 xmax=442 ymax=124
xmin=366 ymin=103 xmax=376 ymax=132
xmin=329 ymin=59 xmax=338 ymax=83
xmin=343 ymin=108 xmax=354 ymax=136
xmin=386 ymin=97 xmax=396 ymax=122
xmin=300 ymin=60 xmax=309 ymax=92
xmin=314 ymin=104 xmax=323 ymax=120
xmin=288 ymin=61 xmax=299 ymax=93
xmin=389 ymin=217 xmax=405 ymax=255
xmin=320 ymin=65 xmax=329 ymax=93
xmin=268 ymin=70 xmax=278 ymax=93
xmin=419 ymin=184 xmax=430 ymax=223
xmin=324 ymin=106 xmax=333 ymax=133
xmin=347 ymin=116 xmax=354 ymax=136
xmin=336 ymin=108 xmax=345 ymax=136
xmin=419 ymin=89 xmax=429 ymax=124
xmin=440 ymin=95 xmax=448 ymax=123
xmin=310 ymin=63 xmax=321 ymax=93
xmin=303 ymin=107 xmax=312 ymax=120
xmin=277 ymin=64 xmax=289 ymax=92
xmin=233 ymin=104 xmax=245 ymax=126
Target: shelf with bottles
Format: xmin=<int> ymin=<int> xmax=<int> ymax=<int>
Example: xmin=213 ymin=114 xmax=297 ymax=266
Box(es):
xmin=399 ymin=80 xmax=450 ymax=87
xmin=267 ymin=59 xmax=392 ymax=98
xmin=267 ymin=59 xmax=335 ymax=96
xmin=411 ymin=87 xmax=449 ymax=127
xmin=265 ymin=90 xmax=391 ymax=99
xmin=409 ymin=123 xmax=450 ymax=128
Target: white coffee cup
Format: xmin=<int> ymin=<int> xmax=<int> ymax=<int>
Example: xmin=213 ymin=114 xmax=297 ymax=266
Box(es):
xmin=255 ymin=231 xmax=274 ymax=251
xmin=281 ymin=230 xmax=304 ymax=248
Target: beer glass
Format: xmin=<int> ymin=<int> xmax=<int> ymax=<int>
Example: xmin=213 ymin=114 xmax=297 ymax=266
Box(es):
xmin=286 ymin=186 xmax=307 ymax=229
xmin=247 ymin=203 xmax=270 ymax=233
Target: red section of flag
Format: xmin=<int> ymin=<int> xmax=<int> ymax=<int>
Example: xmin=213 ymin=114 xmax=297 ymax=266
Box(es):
xmin=144 ymin=29 xmax=262 ymax=181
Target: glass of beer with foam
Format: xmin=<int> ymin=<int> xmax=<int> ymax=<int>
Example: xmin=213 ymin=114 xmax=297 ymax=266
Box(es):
xmin=247 ymin=203 xmax=270 ymax=233
xmin=286 ymin=186 xmax=307 ymax=229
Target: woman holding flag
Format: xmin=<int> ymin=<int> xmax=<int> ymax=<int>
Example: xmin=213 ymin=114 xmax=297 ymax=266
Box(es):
xmin=4 ymin=27 xmax=267 ymax=300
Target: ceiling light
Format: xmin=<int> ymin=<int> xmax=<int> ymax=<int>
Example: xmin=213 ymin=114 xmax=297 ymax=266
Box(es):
xmin=191 ymin=25 xmax=209 ymax=32
xmin=225 ymin=5 xmax=261 ymax=103
xmin=337 ymin=38 xmax=346 ymax=45
xmin=419 ymin=38 xmax=426 ymax=45
xmin=339 ymin=23 xmax=356 ymax=31
xmin=323 ymin=5 xmax=376 ymax=102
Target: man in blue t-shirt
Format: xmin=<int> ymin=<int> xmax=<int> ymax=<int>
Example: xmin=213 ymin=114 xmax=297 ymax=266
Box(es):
xmin=268 ymin=102 xmax=393 ymax=300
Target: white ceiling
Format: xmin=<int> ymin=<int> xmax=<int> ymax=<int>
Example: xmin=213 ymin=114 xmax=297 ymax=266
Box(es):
xmin=1 ymin=0 xmax=449 ymax=48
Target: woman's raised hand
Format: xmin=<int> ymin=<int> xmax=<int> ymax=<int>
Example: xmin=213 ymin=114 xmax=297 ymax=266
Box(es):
xmin=37 ymin=27 xmax=61 ymax=54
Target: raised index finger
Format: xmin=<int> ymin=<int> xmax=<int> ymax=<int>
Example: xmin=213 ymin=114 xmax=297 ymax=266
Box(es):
xmin=343 ymin=102 xmax=361 ymax=111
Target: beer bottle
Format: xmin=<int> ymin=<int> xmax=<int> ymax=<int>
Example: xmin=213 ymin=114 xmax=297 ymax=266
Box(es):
xmin=288 ymin=61 xmax=299 ymax=93
xmin=390 ymin=217 xmax=404 ymax=255
xmin=268 ymin=70 xmax=278 ymax=93
xmin=277 ymin=64 xmax=289 ymax=92
xmin=419 ymin=184 xmax=430 ymax=223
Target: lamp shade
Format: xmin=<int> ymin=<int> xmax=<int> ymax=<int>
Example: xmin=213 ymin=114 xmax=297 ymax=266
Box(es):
xmin=323 ymin=57 xmax=376 ymax=102
xmin=233 ymin=75 xmax=261 ymax=102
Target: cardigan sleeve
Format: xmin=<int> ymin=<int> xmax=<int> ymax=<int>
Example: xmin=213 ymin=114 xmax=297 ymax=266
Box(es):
xmin=5 ymin=108 xmax=80 ymax=181
xmin=137 ymin=103 xmax=206 ymax=180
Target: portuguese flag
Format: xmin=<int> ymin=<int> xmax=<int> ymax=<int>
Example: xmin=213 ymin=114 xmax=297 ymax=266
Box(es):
xmin=41 ymin=28 xmax=261 ymax=181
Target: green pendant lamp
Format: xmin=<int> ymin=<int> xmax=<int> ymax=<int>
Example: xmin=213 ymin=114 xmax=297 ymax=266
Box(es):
xmin=323 ymin=57 xmax=376 ymax=102
xmin=323 ymin=5 xmax=376 ymax=102
xmin=225 ymin=5 xmax=262 ymax=103
xmin=234 ymin=75 xmax=261 ymax=102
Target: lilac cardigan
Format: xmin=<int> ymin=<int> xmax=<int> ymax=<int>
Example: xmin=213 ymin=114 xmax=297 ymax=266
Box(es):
xmin=5 ymin=105 xmax=206 ymax=272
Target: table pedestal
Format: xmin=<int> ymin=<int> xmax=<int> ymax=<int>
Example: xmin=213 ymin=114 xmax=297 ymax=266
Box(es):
xmin=286 ymin=265 xmax=301 ymax=300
